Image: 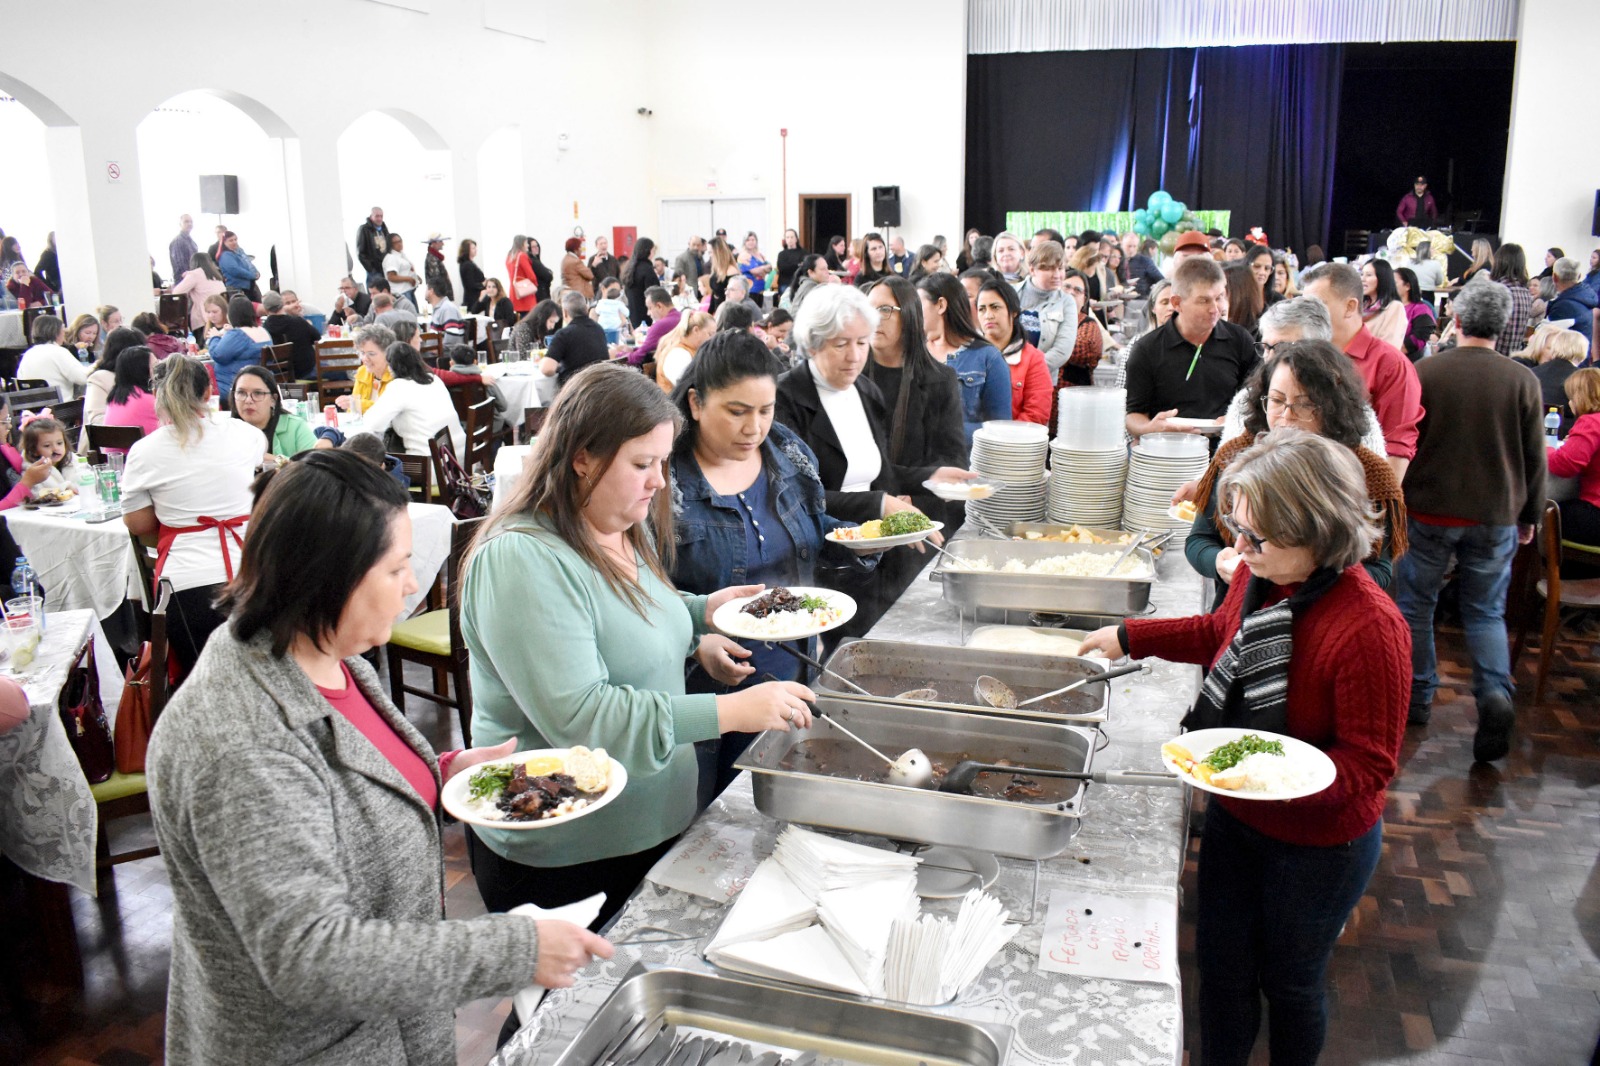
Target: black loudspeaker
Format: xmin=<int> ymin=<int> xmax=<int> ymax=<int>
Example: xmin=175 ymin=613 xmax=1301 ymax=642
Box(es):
xmin=200 ymin=174 xmax=239 ymax=215
xmin=1592 ymin=190 xmax=1600 ymax=238
xmin=872 ymin=185 xmax=901 ymax=228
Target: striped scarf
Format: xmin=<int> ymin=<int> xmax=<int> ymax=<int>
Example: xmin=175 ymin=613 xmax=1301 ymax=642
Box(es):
xmin=1185 ymin=567 xmax=1342 ymax=734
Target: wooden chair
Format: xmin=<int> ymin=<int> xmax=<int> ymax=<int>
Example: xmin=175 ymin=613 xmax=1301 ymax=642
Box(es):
xmin=12 ymin=378 xmax=53 ymax=391
xmin=482 ymin=323 xmax=507 ymax=364
xmin=281 ymin=383 xmax=309 ymax=401
xmin=7 ymin=386 xmax=63 ymax=418
xmin=522 ymin=405 xmax=548 ymax=442
xmin=385 ymin=518 xmax=484 ymax=745
xmin=446 ymin=376 xmax=485 ymax=427
xmin=428 ymin=429 xmax=469 ymax=515
xmin=315 ymin=339 xmax=361 ymax=398
xmin=51 ymin=397 xmax=84 ymax=444
xmin=263 ymin=342 xmax=296 ymax=385
xmin=464 ymin=397 xmax=497 ymax=473
xmin=453 ymin=317 xmax=478 ymax=350
xmin=388 ymin=451 xmax=434 ymax=503
xmin=158 ymin=293 xmax=190 ymax=335
xmin=419 ymin=330 xmax=446 ymax=367
xmin=87 ymin=423 xmax=144 ymax=455
xmin=91 ymin=578 xmax=172 ymax=877
xmin=19 ymin=306 xmax=52 ymax=344
xmin=1511 ymin=500 xmax=1600 ymax=703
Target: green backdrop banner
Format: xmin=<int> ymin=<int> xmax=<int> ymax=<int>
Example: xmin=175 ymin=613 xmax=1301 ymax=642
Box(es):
xmin=1005 ymin=210 xmax=1232 ymax=240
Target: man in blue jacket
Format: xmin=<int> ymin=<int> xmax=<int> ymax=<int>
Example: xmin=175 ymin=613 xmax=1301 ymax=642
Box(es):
xmin=1547 ymin=257 xmax=1597 ymax=351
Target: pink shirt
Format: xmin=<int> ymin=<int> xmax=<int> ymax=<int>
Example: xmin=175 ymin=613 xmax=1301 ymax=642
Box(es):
xmin=1549 ymin=412 xmax=1600 ymax=509
xmin=104 ymin=389 xmax=161 ymax=438
xmin=315 ymin=662 xmax=438 ymax=808
xmin=1345 ymin=327 xmax=1423 ymax=460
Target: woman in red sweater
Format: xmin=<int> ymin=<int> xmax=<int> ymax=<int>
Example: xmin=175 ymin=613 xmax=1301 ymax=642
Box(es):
xmin=1548 ymin=367 xmax=1600 ymax=566
xmin=1082 ymin=429 xmax=1410 ymax=1066
xmin=972 ymin=278 xmax=1052 ymax=425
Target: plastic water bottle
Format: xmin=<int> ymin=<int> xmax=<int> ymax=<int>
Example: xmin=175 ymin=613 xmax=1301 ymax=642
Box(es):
xmin=76 ymin=456 xmax=97 ymax=507
xmin=10 ymin=559 xmax=33 ymax=599
xmin=1545 ymin=407 xmax=1562 ymax=449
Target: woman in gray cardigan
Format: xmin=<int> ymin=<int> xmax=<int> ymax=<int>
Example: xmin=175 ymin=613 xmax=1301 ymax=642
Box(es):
xmin=147 ymin=450 xmax=611 ymax=1065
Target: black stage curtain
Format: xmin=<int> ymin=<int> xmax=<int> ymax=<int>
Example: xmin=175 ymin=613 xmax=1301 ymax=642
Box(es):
xmin=965 ymin=44 xmax=1344 ymax=254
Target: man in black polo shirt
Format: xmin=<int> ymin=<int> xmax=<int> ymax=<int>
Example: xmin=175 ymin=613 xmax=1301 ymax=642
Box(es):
xmin=1123 ymin=256 xmax=1258 ymax=439
xmin=539 ymin=291 xmax=611 ymax=390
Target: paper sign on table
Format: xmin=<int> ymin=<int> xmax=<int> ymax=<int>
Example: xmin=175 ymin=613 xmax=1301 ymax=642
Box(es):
xmin=1036 ymin=888 xmax=1178 ymax=986
xmin=646 ymin=819 xmax=761 ymax=901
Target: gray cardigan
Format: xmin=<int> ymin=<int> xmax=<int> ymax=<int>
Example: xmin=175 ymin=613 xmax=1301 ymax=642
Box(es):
xmin=147 ymin=625 xmax=542 ymax=1065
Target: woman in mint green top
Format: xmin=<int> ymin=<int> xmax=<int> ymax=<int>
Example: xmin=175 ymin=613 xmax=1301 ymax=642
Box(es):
xmin=227 ymin=366 xmax=330 ymax=460
xmin=460 ymin=363 xmax=816 ymax=926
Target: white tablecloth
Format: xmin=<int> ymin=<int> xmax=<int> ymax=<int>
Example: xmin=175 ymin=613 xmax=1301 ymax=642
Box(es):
xmin=404 ymin=502 xmax=455 ymax=616
xmin=0 ymin=310 xmax=23 ymax=348
xmin=0 ymin=609 xmax=124 ymax=896
xmin=483 ymin=361 xmax=558 ymax=414
xmin=4 ymin=499 xmax=454 ymax=622
xmin=4 ymin=502 xmax=142 ymax=618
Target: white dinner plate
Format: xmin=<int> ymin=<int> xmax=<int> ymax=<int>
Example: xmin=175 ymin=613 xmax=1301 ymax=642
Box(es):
xmin=1167 ymin=505 xmax=1201 ymax=524
xmin=1159 ymin=728 xmax=1336 ymax=801
xmin=923 ymin=478 xmax=1005 ymax=501
xmin=826 ymin=521 xmax=944 ymax=553
xmin=1164 ymin=417 xmax=1225 ymax=434
xmin=712 ymin=586 xmax=858 ymax=642
xmin=442 ymin=748 xmax=629 ymax=830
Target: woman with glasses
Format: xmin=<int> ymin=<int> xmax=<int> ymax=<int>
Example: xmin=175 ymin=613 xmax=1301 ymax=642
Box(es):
xmin=1081 ymin=429 xmax=1409 ymax=1066
xmin=1184 ymin=340 xmax=1406 ymax=608
xmin=228 ymin=366 xmax=332 ymax=462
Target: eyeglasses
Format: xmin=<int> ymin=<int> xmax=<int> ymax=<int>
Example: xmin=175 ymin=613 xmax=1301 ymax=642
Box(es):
xmin=235 ymin=389 xmax=275 ymax=402
xmin=1219 ymin=512 xmax=1267 ymax=553
xmin=1261 ymin=394 xmax=1321 ymax=419
xmin=874 ymin=305 xmax=901 ymax=316
xmin=1253 ymin=341 xmax=1283 ymax=358
xmin=1063 ymin=285 xmax=1087 ymax=297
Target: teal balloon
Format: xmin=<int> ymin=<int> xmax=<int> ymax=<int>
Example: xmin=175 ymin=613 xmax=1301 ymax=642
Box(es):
xmin=1133 ymin=220 xmax=1150 ymax=237
xmin=1150 ymin=219 xmax=1170 ymax=238
xmin=1133 ymin=208 xmax=1150 ymax=225
xmin=1148 ymin=190 xmax=1172 ymax=211
xmin=1161 ymin=202 xmax=1183 ymax=224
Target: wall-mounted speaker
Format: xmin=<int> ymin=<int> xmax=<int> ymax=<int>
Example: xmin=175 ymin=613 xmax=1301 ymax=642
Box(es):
xmin=200 ymin=174 xmax=239 ymax=215
xmin=872 ymin=185 xmax=901 ymax=228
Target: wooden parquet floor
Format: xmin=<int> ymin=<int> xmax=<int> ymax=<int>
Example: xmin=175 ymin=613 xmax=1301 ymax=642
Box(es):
xmin=4 ymin=625 xmax=1598 ymax=1066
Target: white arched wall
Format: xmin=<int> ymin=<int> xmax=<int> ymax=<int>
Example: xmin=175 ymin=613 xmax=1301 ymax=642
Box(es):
xmin=0 ymin=96 xmax=56 ymax=278
xmin=476 ymin=126 xmax=527 ymax=291
xmin=137 ymin=91 xmax=300 ymax=287
xmin=337 ymin=110 xmax=456 ymax=290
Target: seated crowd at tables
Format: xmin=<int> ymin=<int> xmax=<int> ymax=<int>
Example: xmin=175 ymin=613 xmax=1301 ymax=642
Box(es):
xmin=4 ymin=209 xmax=1599 ymax=1066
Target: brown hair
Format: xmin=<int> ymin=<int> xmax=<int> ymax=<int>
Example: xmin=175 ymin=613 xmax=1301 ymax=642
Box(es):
xmin=469 ymin=363 xmax=681 ymax=615
xmin=1026 ymin=239 xmax=1065 ymax=271
xmin=1566 ymin=367 xmax=1600 ymax=417
xmin=1218 ymin=429 xmax=1381 ymax=571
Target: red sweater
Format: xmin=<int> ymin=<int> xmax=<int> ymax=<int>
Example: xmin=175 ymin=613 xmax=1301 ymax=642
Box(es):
xmin=1007 ymin=341 xmax=1053 ymax=425
xmin=1125 ymin=563 xmax=1409 ymax=847
xmin=1548 ymin=411 xmax=1600 ymax=509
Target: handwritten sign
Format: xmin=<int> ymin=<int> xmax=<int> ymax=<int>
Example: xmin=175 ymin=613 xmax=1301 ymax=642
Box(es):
xmin=1037 ymin=888 xmax=1178 ymax=985
xmin=646 ymin=821 xmax=761 ymax=902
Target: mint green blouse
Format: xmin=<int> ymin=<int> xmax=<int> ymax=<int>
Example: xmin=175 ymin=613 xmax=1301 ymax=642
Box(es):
xmin=460 ymin=515 xmax=719 ymax=867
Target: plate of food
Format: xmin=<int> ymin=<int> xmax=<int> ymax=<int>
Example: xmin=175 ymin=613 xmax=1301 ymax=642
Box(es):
xmin=826 ymin=511 xmax=944 ymax=552
xmin=1165 ymin=417 xmax=1224 ymax=434
xmin=712 ymin=585 xmax=857 ymax=641
xmin=442 ymin=746 xmax=627 ymax=830
xmin=1167 ymin=500 xmax=1199 ymax=524
xmin=1159 ymin=728 xmax=1335 ymax=801
xmin=922 ymin=477 xmax=1003 ymax=501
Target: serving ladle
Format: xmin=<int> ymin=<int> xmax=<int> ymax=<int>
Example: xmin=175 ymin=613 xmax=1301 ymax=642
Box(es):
xmin=976 ymin=660 xmax=1148 ymax=709
xmin=773 ymin=642 xmax=939 ymax=702
xmin=759 ymin=674 xmax=935 ymax=788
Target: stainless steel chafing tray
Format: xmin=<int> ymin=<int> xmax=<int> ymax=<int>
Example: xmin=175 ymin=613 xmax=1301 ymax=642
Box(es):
xmin=1007 ymin=522 xmax=1142 ymax=544
xmin=735 ymin=696 xmax=1096 ymax=860
xmin=551 ymin=964 xmax=1015 ymax=1066
xmin=930 ymin=539 xmax=1156 ymax=617
xmin=815 ymin=638 xmax=1110 ymax=724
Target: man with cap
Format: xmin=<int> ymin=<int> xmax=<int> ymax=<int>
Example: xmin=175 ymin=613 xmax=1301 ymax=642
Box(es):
xmin=423 ymin=232 xmax=453 ymax=302
xmin=1395 ymin=176 xmax=1438 ymax=229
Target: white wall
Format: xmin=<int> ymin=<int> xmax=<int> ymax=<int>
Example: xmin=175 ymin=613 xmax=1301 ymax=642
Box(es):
xmin=0 ymin=97 xmax=55 ymax=276
xmin=1501 ymin=0 xmax=1600 ymax=263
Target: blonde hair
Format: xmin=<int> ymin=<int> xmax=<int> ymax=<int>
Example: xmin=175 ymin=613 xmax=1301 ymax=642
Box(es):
xmin=1068 ymin=245 xmax=1102 ymax=273
xmin=654 ymin=310 xmax=714 ymax=391
xmin=1218 ymin=429 xmax=1381 ymax=571
xmin=708 ymin=237 xmax=737 ymax=278
xmin=153 ymin=356 xmax=213 ymax=446
xmin=1546 ymin=329 xmax=1590 ymax=366
xmin=1566 ymin=367 xmax=1600 ymax=416
xmin=1027 ymin=240 xmax=1065 ymax=271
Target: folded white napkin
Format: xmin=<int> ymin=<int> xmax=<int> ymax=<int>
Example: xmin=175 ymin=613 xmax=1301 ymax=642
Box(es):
xmin=817 ymin=874 xmax=919 ymax=991
xmin=712 ymin=925 xmax=872 ymax=997
xmin=773 ymin=826 xmax=919 ymax=899
xmin=706 ymin=861 xmax=816 ymax=954
xmin=509 ymin=893 xmax=607 ymax=1024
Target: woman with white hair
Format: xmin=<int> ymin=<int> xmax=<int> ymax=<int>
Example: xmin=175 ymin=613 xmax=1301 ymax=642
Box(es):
xmin=991 ymin=231 xmax=1026 ymax=283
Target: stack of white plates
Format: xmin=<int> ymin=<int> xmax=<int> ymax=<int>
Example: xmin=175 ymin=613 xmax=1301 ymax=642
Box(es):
xmin=969 ymin=421 xmax=1049 ymax=525
xmin=1122 ymin=433 xmax=1210 ymax=538
xmin=1046 ymin=443 xmax=1127 ymax=526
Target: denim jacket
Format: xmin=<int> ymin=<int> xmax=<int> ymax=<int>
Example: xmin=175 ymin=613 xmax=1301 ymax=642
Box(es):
xmin=670 ymin=421 xmax=874 ymax=594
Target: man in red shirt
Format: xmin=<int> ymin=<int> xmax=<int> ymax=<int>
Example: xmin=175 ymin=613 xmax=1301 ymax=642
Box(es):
xmin=1395 ymin=176 xmax=1438 ymax=228
xmin=1302 ymin=262 xmax=1423 ymax=481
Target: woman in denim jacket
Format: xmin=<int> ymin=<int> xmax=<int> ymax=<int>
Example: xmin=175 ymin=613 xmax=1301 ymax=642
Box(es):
xmin=916 ymin=273 xmax=1010 ymax=446
xmin=669 ymin=330 xmax=874 ymax=803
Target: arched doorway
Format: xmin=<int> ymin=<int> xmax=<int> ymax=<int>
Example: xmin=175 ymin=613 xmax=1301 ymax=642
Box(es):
xmin=476 ymin=125 xmax=525 ymax=289
xmin=0 ymin=72 xmax=77 ymax=312
xmin=336 ymin=110 xmax=455 ymax=290
xmin=136 ymin=90 xmax=300 ymax=291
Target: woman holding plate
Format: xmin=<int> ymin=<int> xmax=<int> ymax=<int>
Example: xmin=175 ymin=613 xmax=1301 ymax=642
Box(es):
xmin=460 ymin=363 xmax=815 ymax=925
xmin=147 ymin=450 xmax=611 ymax=1066
xmin=1080 ymin=429 xmax=1409 ymax=1066
xmin=668 ymin=329 xmax=877 ymax=804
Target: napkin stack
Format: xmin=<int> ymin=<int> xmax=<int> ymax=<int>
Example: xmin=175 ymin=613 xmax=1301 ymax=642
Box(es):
xmin=709 ymin=827 xmax=1012 ymax=1003
xmin=882 ymin=889 xmax=1018 ymax=1005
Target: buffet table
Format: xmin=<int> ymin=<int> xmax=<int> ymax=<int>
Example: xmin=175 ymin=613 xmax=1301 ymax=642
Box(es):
xmin=494 ymin=537 xmax=1205 ymax=1066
